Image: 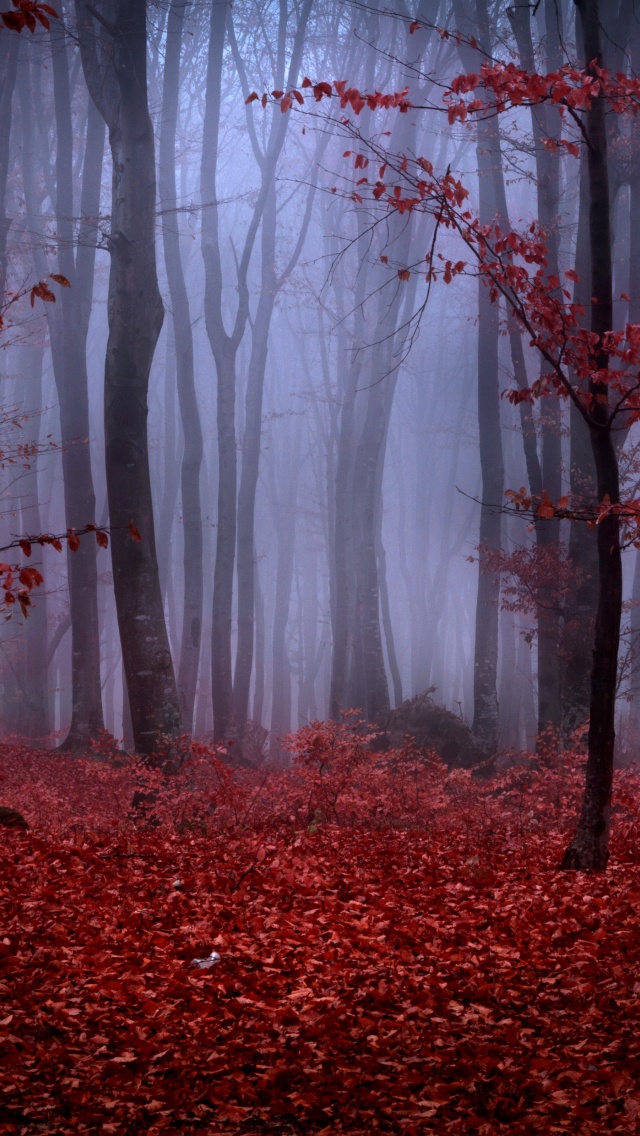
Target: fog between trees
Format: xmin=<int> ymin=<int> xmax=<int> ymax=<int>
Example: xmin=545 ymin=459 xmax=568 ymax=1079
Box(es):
xmin=0 ymin=0 xmax=637 ymax=775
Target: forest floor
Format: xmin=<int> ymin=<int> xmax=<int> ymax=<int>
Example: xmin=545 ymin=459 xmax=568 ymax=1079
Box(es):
xmin=1 ymin=726 xmax=640 ymax=1134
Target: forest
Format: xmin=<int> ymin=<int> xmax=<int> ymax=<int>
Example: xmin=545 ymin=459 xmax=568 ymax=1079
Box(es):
xmin=3 ymin=0 xmax=640 ymax=1131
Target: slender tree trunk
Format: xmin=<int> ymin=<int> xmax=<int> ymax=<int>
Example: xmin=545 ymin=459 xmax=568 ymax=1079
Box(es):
xmin=509 ymin=0 xmax=564 ymax=736
xmin=234 ymin=190 xmax=277 ymax=740
xmin=17 ymin=343 xmax=49 ymax=740
xmin=629 ymin=549 xmax=640 ymax=738
xmin=0 ymin=32 xmax=17 ymax=301
xmin=454 ymin=0 xmax=505 ymax=750
xmin=159 ymin=0 xmax=203 ymax=732
xmin=252 ymin=559 xmax=265 ymax=727
xmin=202 ymin=0 xmax=311 ymax=740
xmin=200 ymin=0 xmax=249 ymax=742
xmin=349 ymin=370 xmax=393 ymax=721
xmin=329 ymin=280 xmax=363 ymax=718
xmin=76 ymin=0 xmax=182 ymax=754
xmin=269 ymin=433 xmax=301 ymax=762
xmin=50 ymin=19 xmax=105 ymax=747
xmin=563 ymin=146 xmax=599 ymax=733
xmin=562 ymin=0 xmax=620 ymax=870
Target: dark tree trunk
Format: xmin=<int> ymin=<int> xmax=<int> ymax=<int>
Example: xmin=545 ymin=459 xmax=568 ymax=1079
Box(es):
xmin=562 ymin=0 xmax=620 ymax=871
xmin=454 ymin=0 xmax=505 ymax=750
xmin=563 ymin=147 xmax=599 ymax=734
xmin=76 ymin=0 xmax=181 ymax=754
xmin=472 ymin=244 xmax=503 ymax=749
xmin=509 ymin=0 xmax=564 ymax=736
xmin=160 ymin=0 xmax=204 ymax=732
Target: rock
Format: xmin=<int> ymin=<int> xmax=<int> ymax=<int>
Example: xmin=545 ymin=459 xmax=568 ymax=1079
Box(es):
xmin=378 ymin=690 xmax=487 ymax=769
xmin=0 ymin=806 xmax=29 ymax=830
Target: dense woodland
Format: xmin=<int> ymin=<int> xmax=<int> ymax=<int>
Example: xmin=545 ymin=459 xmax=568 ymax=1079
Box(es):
xmin=0 ymin=0 xmax=625 ymax=758
xmin=3 ymin=0 xmax=640 ymax=1130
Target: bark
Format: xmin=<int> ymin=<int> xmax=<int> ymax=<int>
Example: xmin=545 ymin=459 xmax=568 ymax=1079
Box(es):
xmin=377 ymin=526 xmax=402 ymax=709
xmin=454 ymin=0 xmax=505 ymax=750
xmin=563 ymin=144 xmax=599 ymax=734
xmin=200 ymin=0 xmax=238 ymax=743
xmin=268 ymin=435 xmax=301 ymax=763
xmin=160 ymin=0 xmax=203 ymax=732
xmin=75 ymin=0 xmax=182 ymax=754
xmin=0 ymin=31 xmax=17 ymax=301
xmin=472 ymin=222 xmax=503 ymax=749
xmin=562 ymin=0 xmax=620 ymax=871
xmin=49 ymin=17 xmax=105 ymax=747
xmin=329 ymin=228 xmax=366 ymax=719
xmin=16 ymin=343 xmax=49 ymax=740
xmin=509 ymin=1 xmax=564 ymax=736
xmin=232 ymin=190 xmax=275 ymax=739
xmin=252 ymin=561 xmax=265 ymax=727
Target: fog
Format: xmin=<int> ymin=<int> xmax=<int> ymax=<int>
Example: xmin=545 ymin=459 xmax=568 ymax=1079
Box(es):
xmin=0 ymin=0 xmax=635 ymax=765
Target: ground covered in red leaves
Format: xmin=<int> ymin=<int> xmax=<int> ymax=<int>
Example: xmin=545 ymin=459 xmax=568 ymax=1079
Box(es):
xmin=2 ymin=725 xmax=640 ymax=1134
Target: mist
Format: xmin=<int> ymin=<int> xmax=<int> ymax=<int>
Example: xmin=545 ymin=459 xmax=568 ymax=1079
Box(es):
xmin=0 ymin=0 xmax=635 ymax=775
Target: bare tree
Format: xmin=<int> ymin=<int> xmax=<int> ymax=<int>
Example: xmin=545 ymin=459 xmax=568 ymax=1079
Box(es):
xmin=75 ymin=0 xmax=181 ymax=754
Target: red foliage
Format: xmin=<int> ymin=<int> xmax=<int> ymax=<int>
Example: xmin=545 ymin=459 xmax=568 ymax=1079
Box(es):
xmin=2 ymin=726 xmax=640 ymax=1132
xmin=0 ymin=2 xmax=56 ymax=34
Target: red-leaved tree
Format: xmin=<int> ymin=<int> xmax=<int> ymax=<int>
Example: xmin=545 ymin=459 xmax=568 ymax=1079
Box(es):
xmin=256 ymin=0 xmax=640 ymax=870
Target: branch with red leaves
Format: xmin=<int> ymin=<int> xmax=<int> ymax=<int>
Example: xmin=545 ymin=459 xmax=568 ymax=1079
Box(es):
xmin=245 ymin=76 xmax=412 ymax=116
xmin=0 ymin=0 xmax=56 ymax=32
xmin=0 ymin=521 xmax=142 ymax=616
xmin=0 ymin=273 xmax=70 ymax=334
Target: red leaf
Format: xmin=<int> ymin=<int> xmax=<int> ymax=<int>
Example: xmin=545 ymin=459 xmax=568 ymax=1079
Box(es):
xmin=18 ymin=566 xmax=43 ymax=590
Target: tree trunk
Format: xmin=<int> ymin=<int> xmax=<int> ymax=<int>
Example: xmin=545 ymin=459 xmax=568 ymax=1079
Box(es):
xmin=509 ymin=0 xmax=564 ymax=737
xmin=563 ymin=146 xmax=599 ymax=734
xmin=201 ymin=0 xmax=311 ymax=740
xmin=268 ymin=431 xmax=301 ymax=763
xmin=75 ymin=0 xmax=181 ymax=754
xmin=234 ymin=189 xmax=277 ymax=740
xmin=0 ymin=31 xmax=17 ymax=301
xmin=49 ymin=18 xmax=105 ymax=747
xmin=562 ymin=0 xmax=620 ymax=871
xmin=454 ymin=0 xmax=505 ymax=750
xmin=16 ymin=343 xmax=49 ymax=741
xmin=160 ymin=0 xmax=204 ymax=732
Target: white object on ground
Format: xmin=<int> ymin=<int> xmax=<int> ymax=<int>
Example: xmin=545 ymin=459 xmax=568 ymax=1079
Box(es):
xmin=190 ymin=951 xmax=221 ymax=969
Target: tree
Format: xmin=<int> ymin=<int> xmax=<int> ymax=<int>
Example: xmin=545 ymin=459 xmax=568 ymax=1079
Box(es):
xmin=48 ymin=12 xmax=105 ymax=747
xmin=273 ymin=0 xmax=640 ymax=867
xmin=75 ymin=0 xmax=181 ymax=755
xmin=200 ymin=0 xmax=311 ymax=742
xmin=159 ymin=0 xmax=204 ymax=733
